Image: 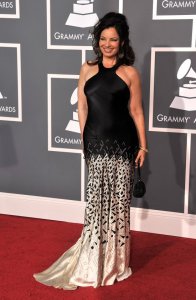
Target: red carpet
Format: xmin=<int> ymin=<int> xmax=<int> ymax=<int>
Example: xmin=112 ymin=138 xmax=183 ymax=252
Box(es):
xmin=1 ymin=214 xmax=196 ymax=300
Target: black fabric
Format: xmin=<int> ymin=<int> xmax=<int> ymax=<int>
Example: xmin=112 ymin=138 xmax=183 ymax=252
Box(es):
xmin=83 ymin=61 xmax=139 ymax=161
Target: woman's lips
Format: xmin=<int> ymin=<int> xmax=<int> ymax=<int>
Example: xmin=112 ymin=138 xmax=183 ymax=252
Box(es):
xmin=102 ymin=48 xmax=113 ymax=53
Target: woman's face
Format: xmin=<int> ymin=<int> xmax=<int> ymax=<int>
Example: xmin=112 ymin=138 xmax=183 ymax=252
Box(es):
xmin=99 ymin=27 xmax=120 ymax=59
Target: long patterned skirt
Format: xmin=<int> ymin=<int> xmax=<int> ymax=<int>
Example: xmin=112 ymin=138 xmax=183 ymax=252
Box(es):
xmin=33 ymin=140 xmax=135 ymax=289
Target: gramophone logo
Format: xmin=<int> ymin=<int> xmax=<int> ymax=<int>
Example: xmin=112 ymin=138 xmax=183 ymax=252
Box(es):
xmin=65 ymin=0 xmax=99 ymax=28
xmin=48 ymin=75 xmax=83 ymax=152
xmin=0 ymin=91 xmax=7 ymax=100
xmin=65 ymin=87 xmax=80 ymax=133
xmin=47 ymin=0 xmax=120 ymax=48
xmin=170 ymin=59 xmax=196 ymax=111
xmin=149 ymin=48 xmax=196 ymax=134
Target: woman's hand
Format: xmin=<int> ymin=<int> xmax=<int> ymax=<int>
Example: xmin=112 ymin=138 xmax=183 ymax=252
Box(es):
xmin=135 ymin=149 xmax=146 ymax=167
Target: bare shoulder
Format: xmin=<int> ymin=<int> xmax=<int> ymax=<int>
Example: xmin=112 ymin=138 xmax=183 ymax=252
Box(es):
xmin=80 ymin=61 xmax=90 ymax=74
xmin=80 ymin=61 xmax=99 ymax=82
xmin=80 ymin=61 xmax=97 ymax=75
xmin=81 ymin=60 xmax=98 ymax=70
xmin=122 ymin=65 xmax=141 ymax=82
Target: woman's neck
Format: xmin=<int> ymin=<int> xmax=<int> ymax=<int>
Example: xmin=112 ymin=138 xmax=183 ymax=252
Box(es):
xmin=102 ymin=57 xmax=117 ymax=68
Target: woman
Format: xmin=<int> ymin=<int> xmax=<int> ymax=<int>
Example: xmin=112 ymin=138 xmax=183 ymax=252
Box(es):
xmin=33 ymin=12 xmax=147 ymax=290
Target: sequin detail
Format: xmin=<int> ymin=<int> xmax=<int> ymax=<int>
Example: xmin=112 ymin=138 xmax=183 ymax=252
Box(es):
xmin=83 ymin=137 xmax=138 ymax=163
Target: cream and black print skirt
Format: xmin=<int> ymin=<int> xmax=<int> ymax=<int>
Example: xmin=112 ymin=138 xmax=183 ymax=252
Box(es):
xmin=33 ymin=138 xmax=136 ymax=289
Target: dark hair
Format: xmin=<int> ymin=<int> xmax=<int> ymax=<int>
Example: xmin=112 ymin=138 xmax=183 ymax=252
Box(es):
xmin=88 ymin=12 xmax=135 ymax=66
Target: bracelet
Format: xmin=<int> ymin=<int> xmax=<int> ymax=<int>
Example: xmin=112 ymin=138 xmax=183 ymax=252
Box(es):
xmin=139 ymin=146 xmax=149 ymax=153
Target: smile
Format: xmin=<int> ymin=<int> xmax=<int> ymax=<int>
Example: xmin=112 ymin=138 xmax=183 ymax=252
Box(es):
xmin=102 ymin=48 xmax=113 ymax=52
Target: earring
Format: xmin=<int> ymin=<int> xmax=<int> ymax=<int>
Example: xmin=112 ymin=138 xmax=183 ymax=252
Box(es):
xmin=118 ymin=47 xmax=124 ymax=59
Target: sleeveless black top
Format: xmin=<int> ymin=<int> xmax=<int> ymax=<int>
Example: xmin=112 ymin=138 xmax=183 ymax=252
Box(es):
xmin=83 ymin=61 xmax=139 ymax=161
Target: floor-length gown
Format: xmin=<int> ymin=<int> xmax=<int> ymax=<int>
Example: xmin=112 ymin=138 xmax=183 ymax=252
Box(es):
xmin=33 ymin=61 xmax=139 ymax=290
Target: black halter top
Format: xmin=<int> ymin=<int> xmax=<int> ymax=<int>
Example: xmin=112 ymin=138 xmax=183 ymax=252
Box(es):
xmin=83 ymin=61 xmax=139 ymax=161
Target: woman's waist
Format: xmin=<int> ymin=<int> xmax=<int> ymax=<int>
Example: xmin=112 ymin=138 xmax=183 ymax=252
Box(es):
xmin=84 ymin=117 xmax=136 ymax=136
xmin=83 ymin=124 xmax=138 ymax=144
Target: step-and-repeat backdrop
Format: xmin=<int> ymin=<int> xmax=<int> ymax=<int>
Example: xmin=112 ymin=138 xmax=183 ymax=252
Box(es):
xmin=0 ymin=0 xmax=196 ymax=238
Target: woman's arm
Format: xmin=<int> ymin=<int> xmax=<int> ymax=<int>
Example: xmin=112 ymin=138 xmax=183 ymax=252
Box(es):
xmin=77 ymin=63 xmax=88 ymax=142
xmin=128 ymin=67 xmax=148 ymax=167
